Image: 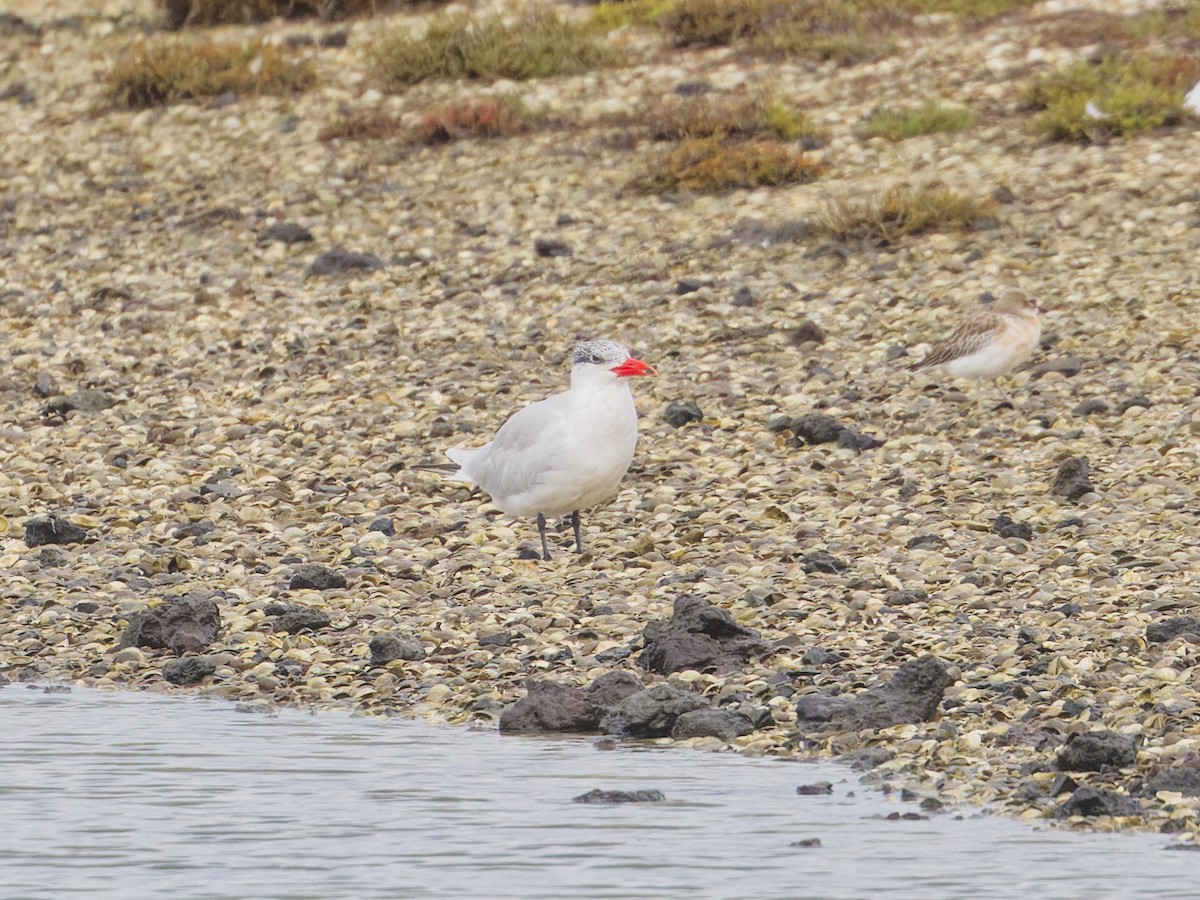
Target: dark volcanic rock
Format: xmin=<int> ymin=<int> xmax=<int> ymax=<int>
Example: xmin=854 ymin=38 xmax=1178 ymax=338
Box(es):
xmin=369 ymin=632 xmax=424 ymax=665
xmin=1145 ymin=616 xmax=1200 ymax=644
xmin=368 ymin=517 xmax=395 ymax=536
xmin=801 ymin=551 xmax=846 ymax=574
xmin=118 ymin=594 xmax=221 ymax=654
xmin=791 ymin=413 xmax=845 ymax=445
xmin=1145 ymin=761 xmax=1200 ymax=797
xmin=42 ymin=388 xmax=116 ymax=417
xmin=585 ymin=670 xmax=643 ymax=708
xmin=663 ymin=400 xmax=703 ymax=427
xmin=1056 ymin=787 xmax=1141 ymax=818
xmin=1028 ymin=356 xmax=1083 ymax=379
xmin=1056 ymin=731 xmax=1136 ymax=772
xmin=499 ymin=680 xmax=605 ymax=734
xmin=789 ymin=319 xmax=826 ymax=346
xmin=1051 ymin=456 xmax=1094 ymax=501
xmin=572 ymin=789 xmax=665 ymax=804
xmin=271 ymin=604 xmax=331 ymax=634
xmin=993 ymin=514 xmax=1033 ymax=540
xmin=289 ymin=564 xmax=347 ymax=591
xmin=258 ymin=222 xmax=313 ymax=244
xmin=797 ymin=782 xmax=833 ymax=796
xmin=639 ymin=596 xmax=773 ymax=675
xmin=162 ymin=656 xmax=217 ymax=685
xmin=24 ymin=514 xmax=89 ymax=548
xmin=795 ymin=656 xmax=950 ymax=733
xmin=534 ymin=237 xmax=573 ymax=257
xmin=306 ymin=245 xmax=384 ymax=277
xmin=670 ymin=708 xmax=756 ymax=741
xmin=600 ymin=683 xmax=707 ymax=738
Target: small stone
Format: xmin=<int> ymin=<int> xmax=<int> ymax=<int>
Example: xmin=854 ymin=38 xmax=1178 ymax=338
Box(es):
xmin=42 ymin=389 xmax=116 ymax=417
xmin=162 ymin=657 xmax=217 ymax=685
xmin=802 ymin=551 xmax=847 ymax=574
xmin=732 ymin=285 xmax=755 ymax=306
xmin=993 ymin=514 xmax=1033 ymax=540
xmin=792 ymin=414 xmax=845 ymax=445
xmin=790 ymin=838 xmax=822 ymax=848
xmin=368 ymin=517 xmax=396 ymax=536
xmin=572 ymin=789 xmax=665 ymax=804
xmin=289 ymin=564 xmax=347 ymax=591
xmin=1051 ymin=456 xmax=1095 ymax=502
xmin=1057 ymin=787 xmax=1141 ymax=819
xmin=1029 ymin=356 xmax=1083 ymax=379
xmin=369 ymin=632 xmax=424 ymax=664
xmin=1146 ymin=616 xmax=1200 ymax=644
xmin=675 ymin=278 xmax=705 ymax=295
xmin=797 ymin=782 xmax=833 ymax=795
xmin=306 ymin=246 xmax=384 ymax=278
xmin=1056 ymin=731 xmax=1136 ymax=772
xmin=674 ymin=79 xmax=711 ymax=96
xmin=24 ymin=515 xmax=89 ymax=548
xmin=273 ymin=605 xmax=332 ymax=634
xmin=663 ymin=401 xmax=703 ymax=427
xmin=789 ymin=319 xmax=826 ymax=346
xmin=1072 ymin=397 xmax=1110 ymax=417
xmin=534 ymin=237 xmax=573 ymax=258
xmin=258 ymin=222 xmax=313 ymax=244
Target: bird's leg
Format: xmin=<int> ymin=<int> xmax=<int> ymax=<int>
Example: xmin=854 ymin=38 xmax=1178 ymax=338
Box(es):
xmin=571 ymin=510 xmax=582 ymax=554
xmin=536 ymin=513 xmax=551 ymax=561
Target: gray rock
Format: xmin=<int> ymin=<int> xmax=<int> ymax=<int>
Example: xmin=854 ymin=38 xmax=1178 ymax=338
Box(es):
xmin=1056 ymin=731 xmax=1136 ymax=772
xmin=42 ymin=388 xmax=116 ymax=416
xmin=534 ymin=237 xmax=572 ymax=258
xmin=1028 ymin=356 xmax=1083 ymax=379
xmin=258 ymin=222 xmax=313 ymax=244
xmin=162 ymin=656 xmax=216 ymax=685
xmin=791 ymin=413 xmax=844 ymax=445
xmin=993 ymin=514 xmax=1033 ymax=540
xmin=796 ymin=655 xmax=950 ymax=734
xmin=1056 ymin=787 xmax=1141 ymax=818
xmin=499 ymin=681 xmax=605 ymax=734
xmin=289 ymin=564 xmax=347 ymax=591
xmin=572 ymin=789 xmax=665 ymax=804
xmin=369 ymin=632 xmax=424 ymax=665
xmin=801 ymin=551 xmax=847 ymax=574
xmin=1145 ymin=761 xmax=1200 ymax=796
xmin=24 ymin=514 xmax=89 ymax=548
xmin=306 ymin=245 xmax=384 ymax=278
xmin=639 ymin=596 xmax=773 ymax=675
xmin=1051 ymin=456 xmax=1094 ymax=501
xmin=789 ymin=319 xmax=826 ymax=346
xmin=670 ymin=708 xmax=756 ymax=741
xmin=600 ymin=683 xmax=707 ymax=738
xmin=118 ymin=594 xmax=221 ymax=654
xmin=663 ymin=401 xmax=703 ymax=427
xmin=1145 ymin=616 xmax=1200 ymax=644
xmin=585 ymin=670 xmax=643 ymax=708
xmin=272 ymin=605 xmax=332 ymax=634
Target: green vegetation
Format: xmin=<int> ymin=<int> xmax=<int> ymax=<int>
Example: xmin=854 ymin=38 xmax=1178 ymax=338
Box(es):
xmin=157 ymin=0 xmax=454 ymax=29
xmin=629 ymin=137 xmax=825 ymax=194
xmin=107 ymin=37 xmax=316 ymax=108
xmin=906 ymin=0 xmax=1038 ymax=20
xmin=817 ymin=183 xmax=998 ymax=242
xmin=371 ymin=10 xmax=620 ymax=90
xmin=1023 ymin=54 xmax=1200 ymax=142
xmin=862 ymin=99 xmax=975 ymax=140
xmin=589 ymin=0 xmax=676 ymax=31
xmin=647 ymin=93 xmax=818 ymax=142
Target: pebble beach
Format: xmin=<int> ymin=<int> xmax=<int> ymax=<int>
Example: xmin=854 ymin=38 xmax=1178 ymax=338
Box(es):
xmin=1 ymin=0 xmax=1199 ymax=838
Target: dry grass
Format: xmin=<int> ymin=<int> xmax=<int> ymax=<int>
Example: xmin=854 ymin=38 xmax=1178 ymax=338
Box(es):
xmin=156 ymin=0 xmax=452 ymax=28
xmin=645 ymin=92 xmax=818 ymax=142
xmin=414 ymin=97 xmax=533 ymax=144
xmin=372 ymin=10 xmax=620 ymax=90
xmin=1023 ymin=53 xmax=1200 ymax=142
xmin=629 ymin=137 xmax=826 ymax=194
xmin=106 ymin=37 xmax=317 ymax=108
xmin=817 ymin=183 xmax=998 ymax=242
xmin=318 ymin=109 xmax=405 ymax=142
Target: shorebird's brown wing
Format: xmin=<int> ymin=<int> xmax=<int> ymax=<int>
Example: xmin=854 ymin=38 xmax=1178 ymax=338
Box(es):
xmin=910 ymin=312 xmax=1004 ymax=370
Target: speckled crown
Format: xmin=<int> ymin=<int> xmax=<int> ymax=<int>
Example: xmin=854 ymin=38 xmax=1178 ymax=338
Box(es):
xmin=572 ymin=340 xmax=630 ymax=367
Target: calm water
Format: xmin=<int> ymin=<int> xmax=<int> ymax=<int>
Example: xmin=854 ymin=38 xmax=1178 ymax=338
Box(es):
xmin=0 ymin=684 xmax=1192 ymax=900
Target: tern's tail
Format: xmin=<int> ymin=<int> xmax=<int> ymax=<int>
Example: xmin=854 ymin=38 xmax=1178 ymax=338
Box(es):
xmin=412 ymin=448 xmax=477 ymax=484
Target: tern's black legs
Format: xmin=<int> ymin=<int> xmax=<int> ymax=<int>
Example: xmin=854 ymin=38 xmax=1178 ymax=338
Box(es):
xmin=536 ymin=513 xmax=552 ymax=561
xmin=571 ymin=510 xmax=582 ymax=554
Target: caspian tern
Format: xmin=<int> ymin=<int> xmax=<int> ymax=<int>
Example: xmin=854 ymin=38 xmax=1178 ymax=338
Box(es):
xmin=910 ymin=289 xmax=1044 ymax=394
xmin=440 ymin=339 xmax=658 ymax=560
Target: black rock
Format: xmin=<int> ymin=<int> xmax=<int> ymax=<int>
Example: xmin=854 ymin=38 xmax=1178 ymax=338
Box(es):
xmin=1051 ymin=456 xmax=1094 ymax=501
xmin=797 ymin=782 xmax=833 ymax=796
xmin=639 ymin=596 xmax=773 ymax=675
xmin=173 ymin=520 xmax=216 ymax=541
xmin=534 ymin=237 xmax=573 ymax=258
xmin=24 ymin=514 xmax=89 ymax=548
xmin=801 ymin=551 xmax=846 ymax=574
xmin=118 ymin=594 xmax=221 ymax=654
xmin=906 ymin=534 xmax=946 ymax=551
xmin=884 ymin=589 xmax=926 ymax=607
xmin=839 ymin=747 xmax=895 ymax=771
xmin=674 ymin=79 xmax=711 ymax=96
xmin=42 ymin=389 xmax=116 ymax=417
xmin=732 ymin=286 xmax=755 ymax=307
xmin=258 ymin=222 xmax=314 ymax=244
xmin=499 ymin=680 xmax=606 ymax=734
xmin=795 ymin=656 xmax=950 ymax=734
xmin=836 ymin=429 xmax=885 ymax=452
xmin=368 ymin=517 xmax=396 ymax=536
xmin=993 ymin=514 xmax=1033 ymax=540
xmin=479 ymin=631 xmax=513 ymax=648
xmin=572 ymin=789 xmax=665 ymax=804
xmin=162 ymin=656 xmax=217 ymax=685
xmin=1072 ymin=397 xmax=1110 ymax=417
xmin=1028 ymin=356 xmax=1083 ymax=379
xmin=792 ymin=414 xmax=845 ymax=445
xmin=306 ymin=245 xmax=384 ymax=278
xmin=1056 ymin=731 xmax=1136 ymax=772
xmin=675 ymin=278 xmax=706 ymax=295
xmin=600 ymin=683 xmax=707 ymax=739
xmin=289 ymin=564 xmax=347 ymax=591
xmin=273 ymin=604 xmax=331 ymax=634
xmin=789 ymin=320 xmax=826 ymax=346
xmin=585 ymin=670 xmax=643 ymax=708
xmin=1057 ymin=787 xmax=1141 ymax=819
xmin=1145 ymin=762 xmax=1200 ymax=797
xmin=1145 ymin=616 xmax=1200 ymax=644
xmin=790 ymin=838 xmax=822 ymax=848
xmin=670 ymin=708 xmax=756 ymax=741
xmin=369 ymin=632 xmax=424 ymax=665
xmin=663 ymin=401 xmax=703 ymax=427
xmin=801 ymin=647 xmax=842 ymax=666
xmin=1115 ymin=395 xmax=1151 ymax=415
